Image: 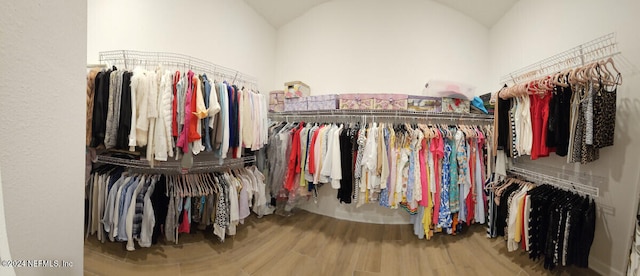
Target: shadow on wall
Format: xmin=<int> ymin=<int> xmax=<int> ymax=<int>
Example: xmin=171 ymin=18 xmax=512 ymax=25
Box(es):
xmin=0 ymin=167 xmax=16 ymax=276
xmin=611 ymin=97 xmax=639 ymax=183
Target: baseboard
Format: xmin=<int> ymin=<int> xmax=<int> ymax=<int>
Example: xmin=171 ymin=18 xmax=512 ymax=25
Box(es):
xmin=590 ymin=256 xmax=623 ymax=276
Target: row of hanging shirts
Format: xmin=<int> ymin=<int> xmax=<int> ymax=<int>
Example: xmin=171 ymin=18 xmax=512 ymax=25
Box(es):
xmin=494 ymin=58 xmax=621 ymax=164
xmin=86 ymin=66 xmax=268 ymax=165
xmin=267 ymin=119 xmax=494 ymax=239
xmin=485 ymin=176 xmax=596 ymax=270
xmin=86 ymin=164 xmax=272 ymax=250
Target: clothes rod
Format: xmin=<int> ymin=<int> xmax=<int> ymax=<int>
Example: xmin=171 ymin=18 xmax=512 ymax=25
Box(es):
xmin=98 ymin=50 xmax=258 ymax=86
xmin=95 ymin=155 xmax=255 ymax=174
xmin=507 ymin=166 xmax=599 ymax=197
xmin=500 ymin=32 xmax=619 ymax=84
xmin=87 ymin=63 xmax=107 ymax=68
xmin=268 ymin=110 xmax=494 ymax=124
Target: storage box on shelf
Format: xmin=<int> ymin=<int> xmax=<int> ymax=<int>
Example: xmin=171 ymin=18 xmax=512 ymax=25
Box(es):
xmin=339 ymin=94 xmax=374 ymax=110
xmin=269 ymin=90 xmax=284 ymax=112
xmin=372 ymin=94 xmax=408 ymax=110
xmin=407 ymin=95 xmax=442 ymax=112
xmin=339 ymin=93 xmax=408 ymax=110
xmin=284 ymin=81 xmax=310 ymax=98
xmin=307 ymin=94 xmax=338 ymax=111
xmin=441 ymin=97 xmax=470 ymax=113
xmin=284 ymin=97 xmax=308 ymax=111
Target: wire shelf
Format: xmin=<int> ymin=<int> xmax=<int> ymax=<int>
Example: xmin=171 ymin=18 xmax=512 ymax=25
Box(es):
xmin=500 ymin=33 xmax=621 ymax=85
xmin=99 ymin=50 xmax=258 ymax=87
xmin=268 ymin=110 xmax=494 ymax=125
xmin=95 ymin=155 xmax=256 ymax=174
xmin=507 ymin=162 xmax=600 ymax=197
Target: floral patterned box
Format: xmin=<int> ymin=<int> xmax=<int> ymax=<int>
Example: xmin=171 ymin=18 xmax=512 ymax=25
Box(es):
xmin=372 ymin=94 xmax=408 ymax=110
xmin=284 ymin=97 xmax=308 ymax=111
xmin=269 ymin=90 xmax=285 ymax=112
xmin=284 ymin=81 xmax=310 ymax=99
xmin=407 ymin=96 xmax=442 ymax=112
xmin=441 ymin=97 xmax=470 ymax=113
xmin=307 ymin=94 xmax=338 ymax=111
xmin=338 ymin=94 xmax=375 ymax=110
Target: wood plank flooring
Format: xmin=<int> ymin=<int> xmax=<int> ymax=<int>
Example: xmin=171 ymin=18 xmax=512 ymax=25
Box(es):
xmin=84 ymin=210 xmax=599 ymax=275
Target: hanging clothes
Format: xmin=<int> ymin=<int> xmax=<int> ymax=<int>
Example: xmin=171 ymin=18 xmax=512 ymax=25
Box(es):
xmin=494 ymin=63 xmax=620 ymax=164
xmin=487 ymin=177 xmax=596 ymax=271
xmin=87 ymin=67 xmax=267 ymax=166
xmin=86 ymin=165 xmax=271 ymax=249
xmin=266 ymin=120 xmax=493 ymax=238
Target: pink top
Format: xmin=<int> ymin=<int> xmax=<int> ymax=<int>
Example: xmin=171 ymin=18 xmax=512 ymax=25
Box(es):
xmin=176 ymin=70 xmax=195 ymax=152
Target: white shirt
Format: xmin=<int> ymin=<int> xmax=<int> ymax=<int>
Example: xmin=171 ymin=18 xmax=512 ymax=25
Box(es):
xmin=330 ymin=125 xmax=343 ymax=189
xmin=520 ymin=96 xmax=532 ymax=155
xmin=135 ymin=69 xmax=151 ymax=147
xmin=220 ymin=83 xmax=230 ymax=160
xmin=320 ymin=125 xmax=336 ymax=178
xmin=362 ymin=123 xmax=379 ymax=190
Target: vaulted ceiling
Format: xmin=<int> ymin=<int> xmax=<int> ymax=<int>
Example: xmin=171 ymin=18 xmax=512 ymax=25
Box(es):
xmin=244 ymin=0 xmax=519 ymax=29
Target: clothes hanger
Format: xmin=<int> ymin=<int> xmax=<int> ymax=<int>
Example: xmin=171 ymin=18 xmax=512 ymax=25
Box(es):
xmin=171 ymin=175 xmax=179 ymax=198
xmin=192 ymin=174 xmax=202 ymax=196
xmin=417 ymin=124 xmax=429 ymax=139
xmin=210 ymin=174 xmax=219 ymax=195
xmin=568 ymin=66 xmax=579 ymax=86
xmin=200 ymin=174 xmax=209 ymax=196
xmin=207 ymin=173 xmax=216 ymax=195
xmin=174 ymin=175 xmax=182 ymax=198
xmin=594 ymin=62 xmax=612 ymax=87
xmin=429 ymin=124 xmax=438 ymax=139
xmin=182 ymin=175 xmax=190 ymax=198
xmin=501 ymin=85 xmax=511 ymax=98
xmin=577 ymin=63 xmax=593 ymax=85
xmin=457 ymin=124 xmax=468 ymax=138
xmin=176 ymin=175 xmax=186 ymax=197
xmin=552 ymin=72 xmax=567 ymax=88
xmin=184 ymin=174 xmax=196 ymax=197
xmin=461 ymin=124 xmax=471 ymax=138
xmin=467 ymin=124 xmax=477 ymax=138
xmin=444 ymin=124 xmax=453 ymax=138
xmin=600 ymin=57 xmax=623 ymax=86
xmin=533 ymin=76 xmax=549 ymax=94
xmin=189 ymin=175 xmax=197 ymax=197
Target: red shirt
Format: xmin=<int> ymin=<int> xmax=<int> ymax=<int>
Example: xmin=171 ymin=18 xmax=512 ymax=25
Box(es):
xmin=284 ymin=125 xmax=303 ymax=192
xmin=466 ymin=138 xmax=475 ymax=225
xmin=539 ymin=91 xmax=552 ymax=157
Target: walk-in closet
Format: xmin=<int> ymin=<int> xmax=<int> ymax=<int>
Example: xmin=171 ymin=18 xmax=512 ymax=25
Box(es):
xmin=1 ymin=0 xmax=639 ymax=275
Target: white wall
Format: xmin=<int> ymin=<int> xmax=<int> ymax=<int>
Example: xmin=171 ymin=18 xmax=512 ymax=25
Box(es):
xmin=490 ymin=1 xmax=640 ymax=275
xmin=277 ymin=0 xmax=490 ymax=223
xmin=87 ymin=0 xmax=277 ymax=93
xmin=275 ymin=0 xmax=492 ymax=96
xmin=0 ymin=1 xmax=87 ymax=275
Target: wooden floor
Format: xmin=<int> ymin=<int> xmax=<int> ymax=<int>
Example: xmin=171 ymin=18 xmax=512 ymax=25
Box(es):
xmin=84 ymin=210 xmax=599 ymax=276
